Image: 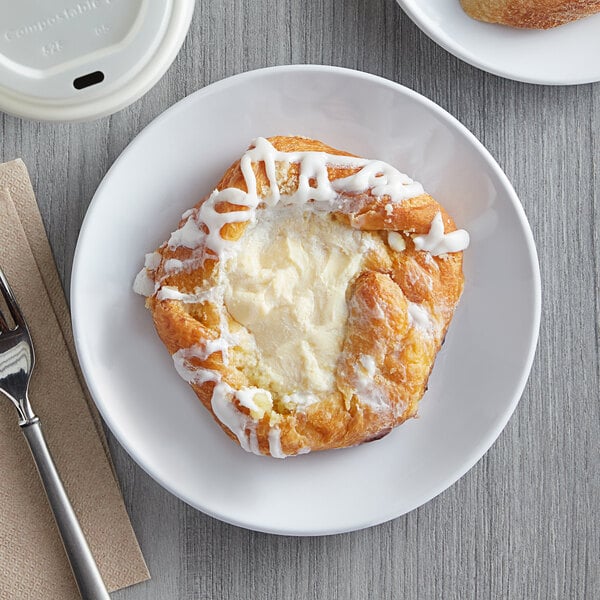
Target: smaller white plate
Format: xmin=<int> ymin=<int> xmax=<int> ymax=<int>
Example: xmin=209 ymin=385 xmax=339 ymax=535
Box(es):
xmin=398 ymin=0 xmax=600 ymax=85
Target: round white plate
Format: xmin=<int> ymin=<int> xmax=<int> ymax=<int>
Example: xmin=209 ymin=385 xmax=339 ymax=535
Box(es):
xmin=71 ymin=65 xmax=540 ymax=535
xmin=398 ymin=0 xmax=600 ymax=85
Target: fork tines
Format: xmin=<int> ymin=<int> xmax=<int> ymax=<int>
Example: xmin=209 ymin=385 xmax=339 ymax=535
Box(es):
xmin=0 ymin=267 xmax=26 ymax=331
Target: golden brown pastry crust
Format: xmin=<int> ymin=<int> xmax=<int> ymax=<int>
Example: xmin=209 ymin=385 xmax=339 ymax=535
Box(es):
xmin=460 ymin=0 xmax=600 ymax=29
xmin=144 ymin=136 xmax=465 ymax=456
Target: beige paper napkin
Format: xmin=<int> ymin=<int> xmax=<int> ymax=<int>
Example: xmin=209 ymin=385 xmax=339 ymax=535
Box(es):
xmin=0 ymin=160 xmax=150 ymax=599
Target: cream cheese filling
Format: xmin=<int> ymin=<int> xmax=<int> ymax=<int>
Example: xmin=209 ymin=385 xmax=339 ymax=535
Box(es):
xmin=223 ymin=207 xmax=365 ymax=395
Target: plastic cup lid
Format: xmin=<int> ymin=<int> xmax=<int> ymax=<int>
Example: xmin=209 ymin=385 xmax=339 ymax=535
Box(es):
xmin=0 ymin=0 xmax=194 ymax=121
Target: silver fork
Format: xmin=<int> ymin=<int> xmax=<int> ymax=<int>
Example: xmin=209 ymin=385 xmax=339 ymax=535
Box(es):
xmin=0 ymin=267 xmax=110 ymax=600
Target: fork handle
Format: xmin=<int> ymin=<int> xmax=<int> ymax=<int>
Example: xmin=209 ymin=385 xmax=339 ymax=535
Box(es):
xmin=22 ymin=420 xmax=111 ymax=600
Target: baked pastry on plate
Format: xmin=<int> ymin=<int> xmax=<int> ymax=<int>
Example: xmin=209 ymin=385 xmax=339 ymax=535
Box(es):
xmin=134 ymin=136 xmax=469 ymax=457
xmin=460 ymin=0 xmax=600 ymax=28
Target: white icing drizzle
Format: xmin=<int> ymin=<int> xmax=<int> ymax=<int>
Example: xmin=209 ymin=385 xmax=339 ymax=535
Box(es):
xmin=174 ymin=362 xmax=218 ymax=386
xmin=176 ymin=346 xmax=314 ymax=457
xmin=156 ymin=286 xmax=217 ymax=303
xmin=235 ymin=388 xmax=273 ymax=418
xmin=133 ymin=252 xmax=161 ymax=296
xmin=333 ymin=160 xmax=423 ymax=201
xmin=234 ymin=388 xmax=261 ymax=413
xmin=267 ymin=427 xmax=287 ymax=459
xmin=248 ymin=427 xmax=260 ymax=455
xmin=352 ymin=353 xmax=390 ymax=410
xmin=173 ymin=348 xmax=219 ymax=385
xmin=144 ymin=252 xmax=162 ymax=270
xmin=210 ymin=382 xmax=261 ymax=454
xmin=407 ymin=302 xmax=433 ymax=334
xmin=387 ymin=231 xmax=406 ymax=252
xmin=132 ymin=269 xmax=155 ymax=296
xmin=281 ymin=391 xmax=320 ymax=411
xmin=168 ymin=215 xmax=206 ymax=249
xmin=413 ymin=212 xmax=469 ymax=256
xmin=156 ymin=286 xmax=190 ymax=301
xmin=352 ymin=361 xmax=389 ymax=411
xmin=174 ymin=345 xmax=272 ymax=454
xmin=157 ymin=137 xmax=425 ymax=266
xmin=164 ymin=258 xmax=185 ymax=271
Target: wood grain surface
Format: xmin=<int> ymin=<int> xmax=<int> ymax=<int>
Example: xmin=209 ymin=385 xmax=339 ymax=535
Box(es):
xmin=1 ymin=1 xmax=599 ymax=598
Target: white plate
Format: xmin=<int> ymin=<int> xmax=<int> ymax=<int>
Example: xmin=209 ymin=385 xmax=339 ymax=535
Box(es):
xmin=71 ymin=65 xmax=540 ymax=535
xmin=398 ymin=0 xmax=600 ymax=85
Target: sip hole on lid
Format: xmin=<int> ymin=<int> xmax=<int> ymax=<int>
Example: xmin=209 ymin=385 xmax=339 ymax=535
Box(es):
xmin=73 ymin=71 xmax=105 ymax=90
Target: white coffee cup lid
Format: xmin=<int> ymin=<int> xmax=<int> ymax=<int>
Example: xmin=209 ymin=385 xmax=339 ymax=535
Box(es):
xmin=0 ymin=0 xmax=194 ymax=121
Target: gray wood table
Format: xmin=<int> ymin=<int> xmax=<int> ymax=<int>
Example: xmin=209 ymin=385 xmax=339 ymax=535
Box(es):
xmin=2 ymin=2 xmax=599 ymax=598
